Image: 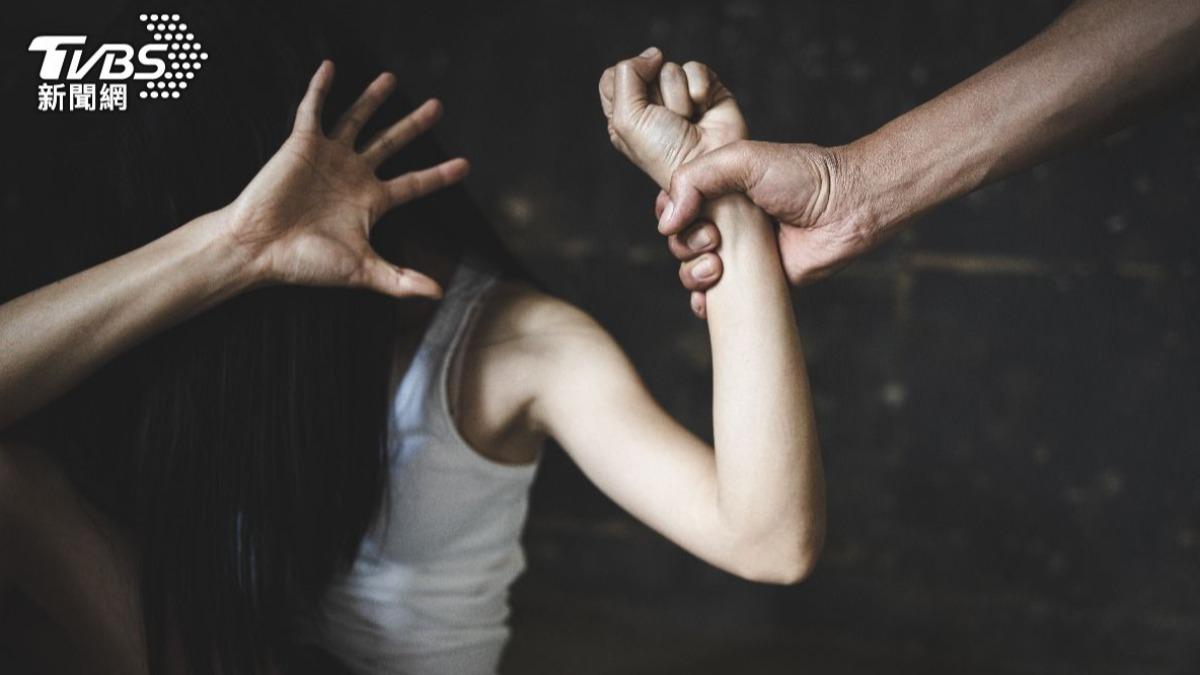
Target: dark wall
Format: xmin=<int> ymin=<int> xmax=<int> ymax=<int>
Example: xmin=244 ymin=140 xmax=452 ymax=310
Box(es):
xmin=339 ymin=2 xmax=1200 ymax=673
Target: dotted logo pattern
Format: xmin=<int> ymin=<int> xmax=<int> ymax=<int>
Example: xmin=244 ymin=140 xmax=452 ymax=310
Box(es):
xmin=137 ymin=13 xmax=207 ymax=100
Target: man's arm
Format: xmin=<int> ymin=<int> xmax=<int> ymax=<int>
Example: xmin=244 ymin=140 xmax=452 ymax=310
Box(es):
xmin=660 ymin=0 xmax=1200 ymax=294
xmin=850 ymin=0 xmax=1200 ymax=238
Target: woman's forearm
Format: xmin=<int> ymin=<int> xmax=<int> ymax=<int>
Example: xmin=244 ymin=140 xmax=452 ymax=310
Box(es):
xmin=0 ymin=65 xmax=467 ymax=433
xmin=704 ymin=194 xmax=824 ymax=579
xmin=844 ymin=0 xmax=1200 ymax=231
xmin=0 ymin=211 xmax=256 ymax=430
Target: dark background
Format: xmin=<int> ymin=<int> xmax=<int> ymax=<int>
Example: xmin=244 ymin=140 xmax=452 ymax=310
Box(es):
xmin=6 ymin=1 xmax=1200 ymax=673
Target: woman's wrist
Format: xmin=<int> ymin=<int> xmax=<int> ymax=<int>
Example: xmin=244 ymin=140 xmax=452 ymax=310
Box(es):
xmin=707 ymin=194 xmax=775 ymax=254
xmin=175 ymin=208 xmax=271 ymax=302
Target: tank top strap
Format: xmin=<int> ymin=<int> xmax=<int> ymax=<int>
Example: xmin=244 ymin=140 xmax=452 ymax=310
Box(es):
xmin=391 ymin=261 xmax=503 ymax=457
xmin=419 ymin=263 xmax=497 ymax=355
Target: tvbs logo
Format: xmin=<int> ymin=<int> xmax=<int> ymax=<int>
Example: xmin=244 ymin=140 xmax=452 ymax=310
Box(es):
xmin=29 ymin=13 xmax=207 ymax=112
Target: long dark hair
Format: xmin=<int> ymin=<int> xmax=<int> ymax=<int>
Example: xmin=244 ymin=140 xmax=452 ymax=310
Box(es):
xmin=2 ymin=1 xmax=523 ymax=672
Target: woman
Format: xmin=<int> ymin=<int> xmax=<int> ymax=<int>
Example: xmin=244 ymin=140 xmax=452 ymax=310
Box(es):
xmin=0 ymin=5 xmax=823 ymax=674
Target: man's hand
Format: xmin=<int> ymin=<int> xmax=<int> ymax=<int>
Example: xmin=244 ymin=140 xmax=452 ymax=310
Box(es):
xmin=662 ymin=0 xmax=1200 ymax=309
xmin=657 ymin=140 xmax=881 ymax=299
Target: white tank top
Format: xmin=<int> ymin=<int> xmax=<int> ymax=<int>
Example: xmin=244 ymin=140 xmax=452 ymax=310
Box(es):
xmin=309 ymin=263 xmax=540 ymax=675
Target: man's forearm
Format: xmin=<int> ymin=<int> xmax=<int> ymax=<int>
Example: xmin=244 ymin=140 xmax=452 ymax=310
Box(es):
xmin=842 ymin=0 xmax=1200 ymax=232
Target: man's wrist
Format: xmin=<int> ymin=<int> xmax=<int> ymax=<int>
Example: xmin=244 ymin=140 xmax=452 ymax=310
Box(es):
xmin=830 ymin=136 xmax=902 ymax=240
xmin=839 ymin=103 xmax=996 ymax=238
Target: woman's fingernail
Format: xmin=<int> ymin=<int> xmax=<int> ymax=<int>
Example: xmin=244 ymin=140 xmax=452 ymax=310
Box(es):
xmin=686 ymin=228 xmax=711 ymax=250
xmin=641 ymin=46 xmax=660 ymax=58
xmin=402 ymin=270 xmax=442 ymax=298
xmin=659 ymin=199 xmax=674 ymax=230
xmin=692 ymin=257 xmax=716 ymax=280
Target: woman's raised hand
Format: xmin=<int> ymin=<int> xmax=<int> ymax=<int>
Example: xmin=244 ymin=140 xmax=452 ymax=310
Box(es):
xmin=599 ymin=48 xmax=748 ymax=189
xmin=600 ymin=50 xmax=749 ymax=318
xmin=221 ymin=60 xmax=467 ymax=298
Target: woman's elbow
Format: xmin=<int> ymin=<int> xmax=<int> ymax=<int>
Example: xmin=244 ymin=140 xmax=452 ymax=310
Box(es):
xmin=731 ymin=531 xmax=823 ymax=585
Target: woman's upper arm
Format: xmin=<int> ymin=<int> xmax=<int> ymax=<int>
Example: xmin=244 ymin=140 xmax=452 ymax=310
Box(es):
xmin=527 ymin=302 xmax=742 ymax=571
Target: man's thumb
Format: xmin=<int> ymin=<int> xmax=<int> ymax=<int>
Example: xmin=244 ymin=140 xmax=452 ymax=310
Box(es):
xmin=659 ymin=140 xmax=755 ymax=235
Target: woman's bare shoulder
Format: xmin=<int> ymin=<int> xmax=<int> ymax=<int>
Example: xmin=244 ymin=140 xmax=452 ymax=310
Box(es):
xmin=453 ymin=281 xmax=613 ymax=462
xmin=473 ymin=281 xmax=605 ymax=350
